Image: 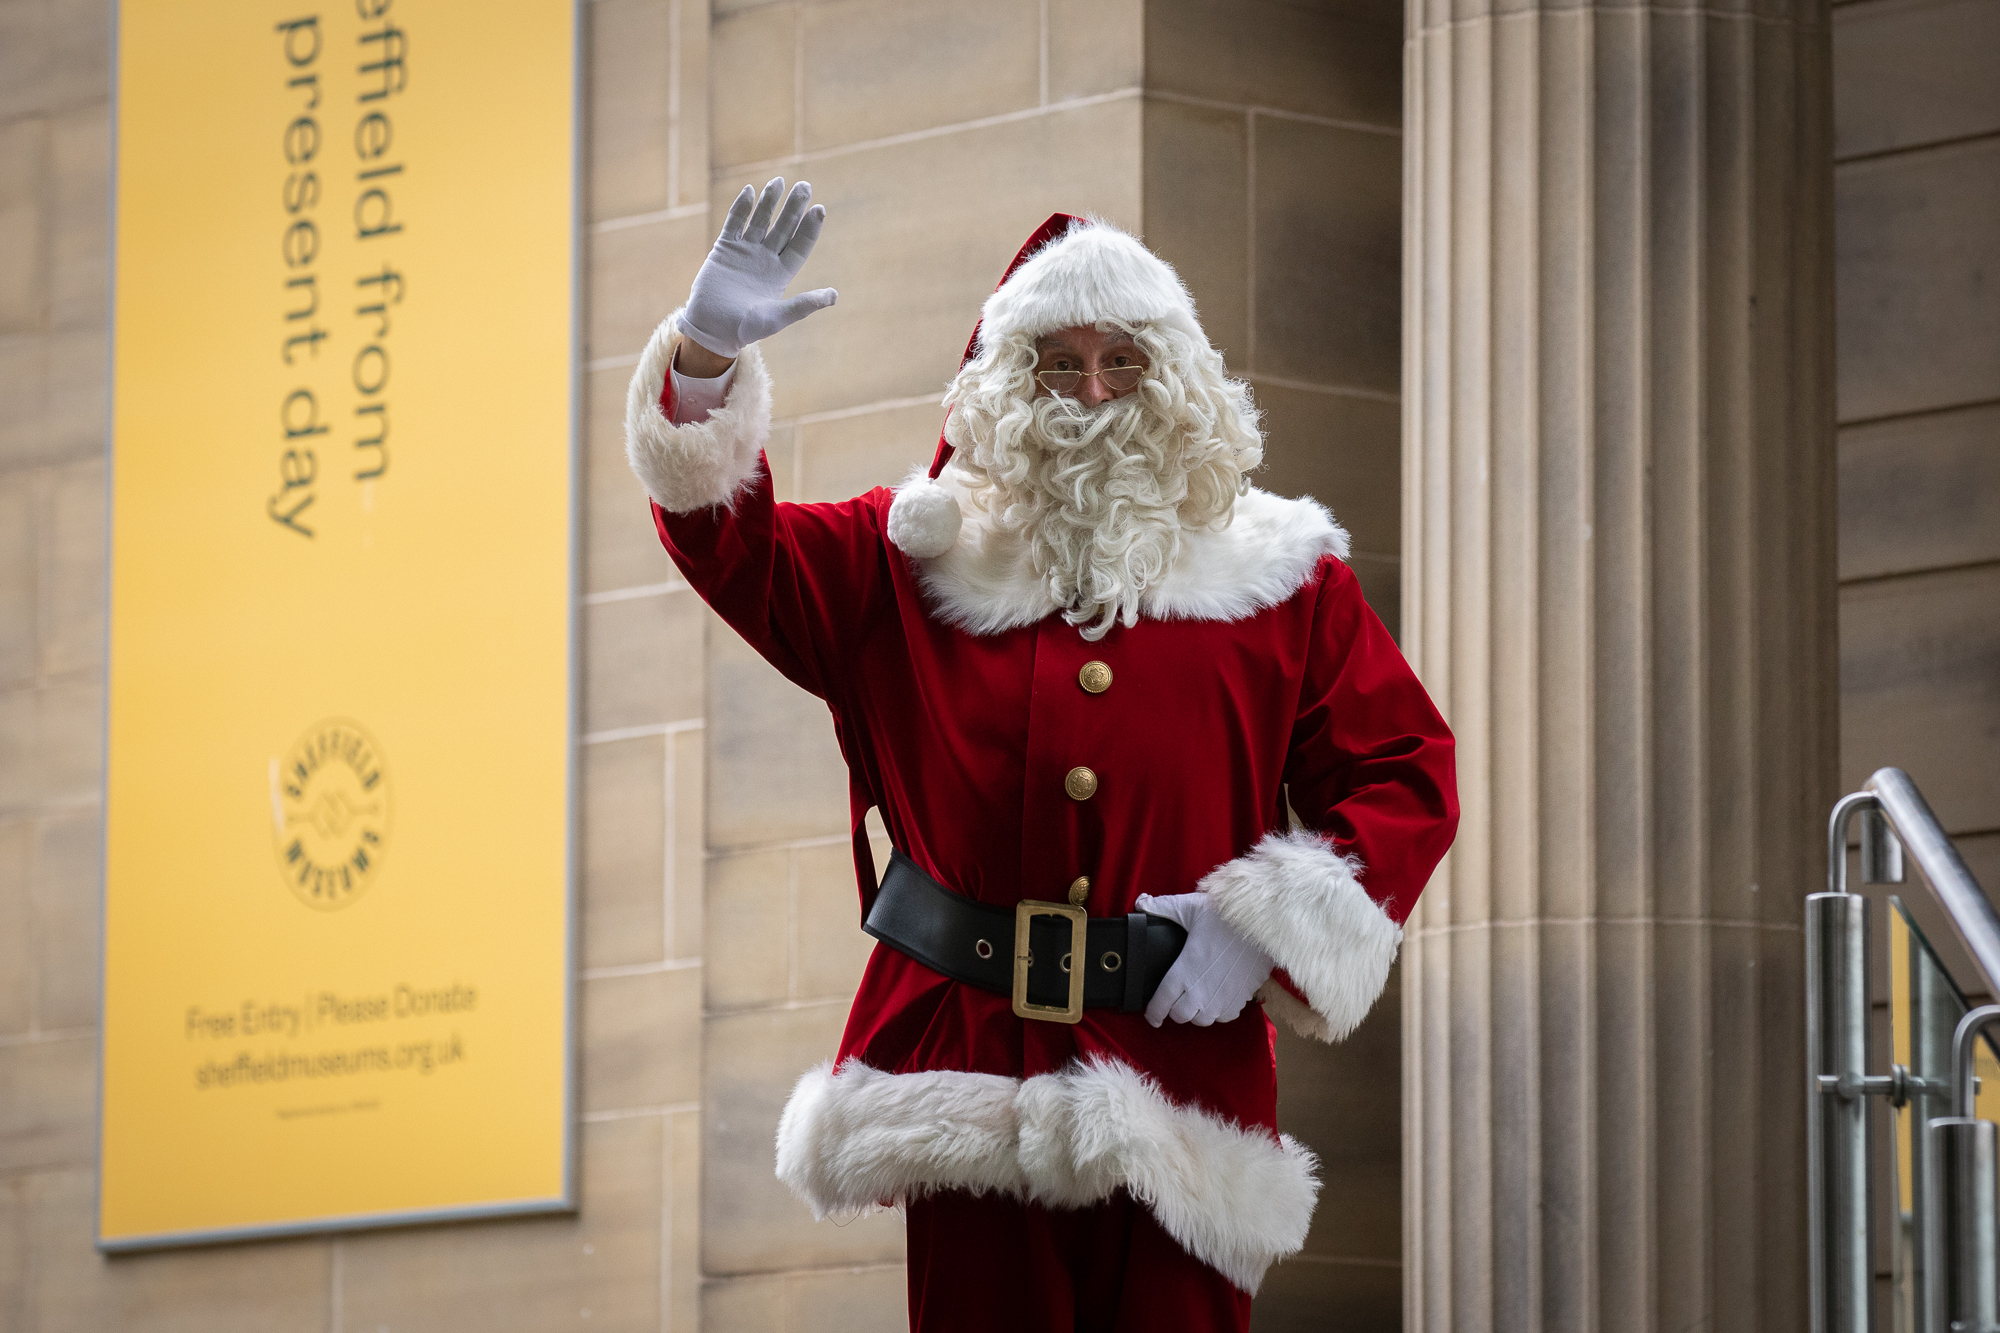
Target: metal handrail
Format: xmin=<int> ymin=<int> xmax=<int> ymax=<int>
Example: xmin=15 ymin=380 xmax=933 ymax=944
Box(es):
xmin=1811 ymin=767 xmax=2000 ymax=1333
xmin=1867 ymin=768 xmax=2000 ymax=1000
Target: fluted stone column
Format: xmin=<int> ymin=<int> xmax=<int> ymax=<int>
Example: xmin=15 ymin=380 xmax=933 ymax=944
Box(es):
xmin=1401 ymin=0 xmax=1840 ymax=1329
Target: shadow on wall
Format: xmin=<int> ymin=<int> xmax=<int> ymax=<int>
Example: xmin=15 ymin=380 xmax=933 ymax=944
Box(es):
xmin=1253 ymin=963 xmax=1405 ymax=1331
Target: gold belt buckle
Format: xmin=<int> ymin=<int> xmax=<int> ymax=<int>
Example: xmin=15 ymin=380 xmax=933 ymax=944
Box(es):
xmin=1013 ymin=900 xmax=1087 ymax=1024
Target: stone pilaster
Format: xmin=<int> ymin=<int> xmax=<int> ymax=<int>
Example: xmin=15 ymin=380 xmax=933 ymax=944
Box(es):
xmin=1401 ymin=0 xmax=1840 ymax=1328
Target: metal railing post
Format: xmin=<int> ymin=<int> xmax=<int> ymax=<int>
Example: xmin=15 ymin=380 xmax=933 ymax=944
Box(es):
xmin=1927 ymin=1007 xmax=2000 ymax=1333
xmin=1927 ymin=1119 xmax=1999 ymax=1333
xmin=1810 ymin=887 xmax=1875 ymax=1333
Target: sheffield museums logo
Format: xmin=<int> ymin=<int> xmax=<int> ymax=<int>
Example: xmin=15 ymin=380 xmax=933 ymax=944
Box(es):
xmin=273 ymin=719 xmax=391 ymax=910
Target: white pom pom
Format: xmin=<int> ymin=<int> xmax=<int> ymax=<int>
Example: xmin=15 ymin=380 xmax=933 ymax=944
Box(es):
xmin=886 ymin=473 xmax=963 ymax=558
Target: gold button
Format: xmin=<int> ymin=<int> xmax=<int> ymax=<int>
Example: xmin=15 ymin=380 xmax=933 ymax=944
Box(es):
xmin=1067 ymin=876 xmax=1091 ymax=906
xmin=1064 ymin=767 xmax=1098 ymax=801
xmin=1078 ymin=661 xmax=1113 ymax=694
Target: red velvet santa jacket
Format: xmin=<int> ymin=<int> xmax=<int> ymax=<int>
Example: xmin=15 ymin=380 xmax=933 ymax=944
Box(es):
xmin=626 ymin=317 xmax=1458 ymax=1294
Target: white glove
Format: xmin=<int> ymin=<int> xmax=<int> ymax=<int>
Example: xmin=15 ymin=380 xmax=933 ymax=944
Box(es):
xmin=1134 ymin=891 xmax=1275 ymax=1028
xmin=681 ymin=177 xmax=837 ymax=359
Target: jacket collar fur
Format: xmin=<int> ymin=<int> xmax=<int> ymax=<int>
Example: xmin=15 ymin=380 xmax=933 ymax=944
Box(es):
xmin=906 ymin=467 xmax=1351 ymax=636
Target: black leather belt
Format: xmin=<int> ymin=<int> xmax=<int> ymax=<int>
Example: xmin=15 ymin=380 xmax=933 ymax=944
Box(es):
xmin=863 ymin=849 xmax=1187 ymax=1024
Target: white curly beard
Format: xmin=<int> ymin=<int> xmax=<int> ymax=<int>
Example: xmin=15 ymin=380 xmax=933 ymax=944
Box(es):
xmin=991 ymin=394 xmax=1190 ymax=638
xmin=943 ymin=321 xmax=1264 ymax=640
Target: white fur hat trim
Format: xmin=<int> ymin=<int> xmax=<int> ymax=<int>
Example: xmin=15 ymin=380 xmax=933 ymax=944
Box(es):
xmin=886 ymin=467 xmax=963 ymax=559
xmin=978 ymin=219 xmax=1203 ymax=347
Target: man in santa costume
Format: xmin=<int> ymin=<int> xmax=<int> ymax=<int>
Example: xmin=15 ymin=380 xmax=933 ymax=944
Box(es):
xmin=625 ymin=178 xmax=1458 ymax=1330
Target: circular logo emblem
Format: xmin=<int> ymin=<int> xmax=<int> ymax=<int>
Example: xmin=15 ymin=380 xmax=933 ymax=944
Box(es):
xmin=273 ymin=718 xmax=391 ymax=911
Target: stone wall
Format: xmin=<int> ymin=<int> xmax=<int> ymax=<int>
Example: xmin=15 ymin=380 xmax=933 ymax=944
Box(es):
xmin=1832 ymin=3 xmax=2000 ymax=1319
xmin=1832 ymin=0 xmax=2000 ymax=896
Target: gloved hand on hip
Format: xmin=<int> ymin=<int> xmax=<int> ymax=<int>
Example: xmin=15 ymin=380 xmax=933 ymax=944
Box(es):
xmin=1133 ymin=891 xmax=1275 ymax=1027
xmin=682 ymin=177 xmax=837 ymax=359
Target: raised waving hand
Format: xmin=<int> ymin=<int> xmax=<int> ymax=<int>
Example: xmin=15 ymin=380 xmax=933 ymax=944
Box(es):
xmin=681 ymin=178 xmax=837 ymax=360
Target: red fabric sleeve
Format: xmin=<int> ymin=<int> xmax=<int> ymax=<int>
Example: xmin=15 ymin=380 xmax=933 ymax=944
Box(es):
xmin=645 ymin=371 xmax=895 ymax=702
xmin=1282 ymin=558 xmax=1459 ymax=925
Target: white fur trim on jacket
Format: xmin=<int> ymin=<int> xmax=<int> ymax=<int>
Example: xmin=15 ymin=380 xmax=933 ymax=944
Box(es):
xmin=623 ymin=310 xmax=773 ymax=513
xmin=912 ymin=468 xmax=1350 ymax=635
xmin=1201 ymin=829 xmax=1402 ymax=1043
xmin=980 ymin=219 xmax=1205 ymax=347
xmin=775 ymin=1057 xmax=1320 ymax=1294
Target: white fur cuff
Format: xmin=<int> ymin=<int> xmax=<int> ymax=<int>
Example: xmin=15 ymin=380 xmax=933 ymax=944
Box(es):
xmin=623 ymin=310 xmax=773 ymax=513
xmin=1202 ymin=829 xmax=1401 ymax=1043
xmin=775 ymin=1057 xmax=1319 ymax=1294
xmin=775 ymin=1062 xmax=1027 ymax=1210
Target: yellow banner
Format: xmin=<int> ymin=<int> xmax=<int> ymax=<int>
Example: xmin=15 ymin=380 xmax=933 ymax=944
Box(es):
xmin=101 ymin=0 xmax=575 ymax=1246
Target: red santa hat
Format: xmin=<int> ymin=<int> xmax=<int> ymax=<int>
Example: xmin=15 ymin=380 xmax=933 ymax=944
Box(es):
xmin=885 ymin=215 xmax=1205 ymax=559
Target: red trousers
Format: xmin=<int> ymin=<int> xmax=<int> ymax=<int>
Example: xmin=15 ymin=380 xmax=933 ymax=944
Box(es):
xmin=905 ymin=1189 xmax=1252 ymax=1332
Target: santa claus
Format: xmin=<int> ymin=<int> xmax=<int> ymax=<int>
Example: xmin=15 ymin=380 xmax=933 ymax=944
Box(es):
xmin=625 ymin=178 xmax=1458 ymax=1330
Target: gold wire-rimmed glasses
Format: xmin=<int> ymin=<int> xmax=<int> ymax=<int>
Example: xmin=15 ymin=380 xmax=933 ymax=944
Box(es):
xmin=1035 ymin=365 xmax=1146 ymax=396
